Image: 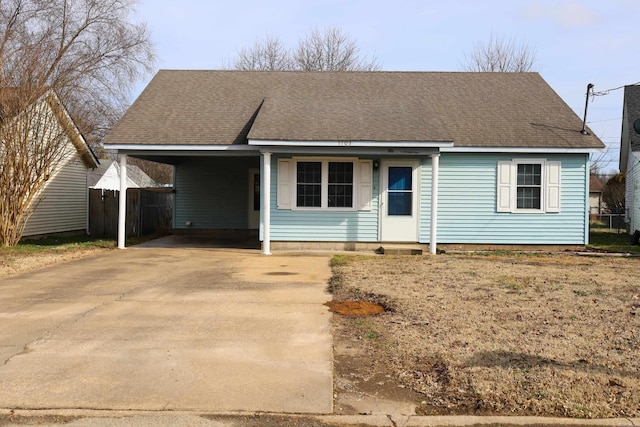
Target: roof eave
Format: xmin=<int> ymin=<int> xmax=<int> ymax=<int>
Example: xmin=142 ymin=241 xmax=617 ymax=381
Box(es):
xmin=441 ymin=146 xmax=603 ymax=154
xmin=247 ymin=139 xmax=454 ymax=148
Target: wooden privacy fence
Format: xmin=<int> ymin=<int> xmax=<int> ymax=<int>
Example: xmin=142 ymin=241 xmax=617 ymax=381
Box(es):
xmin=89 ymin=188 xmax=173 ymax=238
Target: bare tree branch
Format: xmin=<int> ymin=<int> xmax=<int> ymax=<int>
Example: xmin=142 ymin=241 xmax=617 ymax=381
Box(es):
xmin=234 ymin=35 xmax=292 ymax=71
xmin=0 ymin=0 xmax=155 ymax=245
xmin=0 ymin=0 xmax=155 ymax=146
xmin=461 ymin=33 xmax=537 ymax=73
xmin=0 ymin=91 xmax=71 ymax=245
xmin=233 ymin=26 xmax=380 ymax=72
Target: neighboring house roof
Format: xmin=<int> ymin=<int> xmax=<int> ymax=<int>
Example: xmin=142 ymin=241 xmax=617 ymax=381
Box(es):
xmin=590 ymin=175 xmax=604 ymax=194
xmin=88 ymin=160 xmax=157 ymax=190
xmin=105 ymin=70 xmax=604 ymax=150
xmin=620 ymin=85 xmax=640 ymax=172
xmin=0 ymin=88 xmax=99 ymax=169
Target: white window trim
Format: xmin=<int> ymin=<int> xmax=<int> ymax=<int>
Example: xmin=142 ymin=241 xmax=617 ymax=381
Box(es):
xmin=514 ymin=158 xmax=545 ymax=214
xmin=291 ymin=157 xmax=358 ymax=211
xmin=497 ymin=158 xmax=561 ymax=214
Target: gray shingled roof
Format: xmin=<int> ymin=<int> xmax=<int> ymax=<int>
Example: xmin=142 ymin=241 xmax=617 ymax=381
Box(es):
xmin=624 ymin=85 xmax=640 ymax=152
xmin=105 ymin=70 xmax=604 ymax=149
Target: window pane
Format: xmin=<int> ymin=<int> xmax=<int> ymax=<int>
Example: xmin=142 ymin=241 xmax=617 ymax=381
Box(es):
xmin=328 ymin=162 xmax=353 ymax=207
xmin=297 ymin=162 xmax=321 ymax=207
xmin=388 ymin=167 xmax=412 ymax=191
xmin=297 ymin=162 xmax=321 ymax=184
xmin=388 ymin=192 xmax=412 ymax=216
xmin=517 ymin=164 xmax=541 ymax=186
xmin=253 ymin=173 xmax=260 ymax=211
xmin=517 ymin=187 xmax=541 ymax=209
xmin=328 ymin=162 xmax=353 ymax=184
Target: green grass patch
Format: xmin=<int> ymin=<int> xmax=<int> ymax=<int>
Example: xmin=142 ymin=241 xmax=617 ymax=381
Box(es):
xmin=588 ymin=228 xmax=640 ymax=253
xmin=330 ymin=254 xmax=352 ymax=267
xmin=1 ymin=235 xmax=116 ymax=255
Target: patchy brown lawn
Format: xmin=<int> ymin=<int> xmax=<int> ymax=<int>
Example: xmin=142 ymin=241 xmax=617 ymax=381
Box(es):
xmin=330 ymin=253 xmax=640 ymax=418
xmin=0 ymin=246 xmax=108 ymax=278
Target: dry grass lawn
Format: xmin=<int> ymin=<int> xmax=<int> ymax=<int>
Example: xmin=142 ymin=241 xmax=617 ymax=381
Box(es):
xmin=330 ymin=253 xmax=640 ymax=418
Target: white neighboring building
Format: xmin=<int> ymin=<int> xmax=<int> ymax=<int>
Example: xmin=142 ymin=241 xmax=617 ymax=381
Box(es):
xmin=88 ymin=159 xmax=157 ymax=191
xmin=19 ymin=92 xmax=100 ymax=237
xmin=619 ymin=85 xmax=640 ymax=236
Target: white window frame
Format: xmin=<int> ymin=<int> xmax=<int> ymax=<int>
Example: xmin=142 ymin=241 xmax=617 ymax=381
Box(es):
xmin=276 ymin=157 xmax=373 ymax=212
xmin=292 ymin=157 xmax=357 ymax=211
xmin=497 ymin=158 xmax=561 ymax=214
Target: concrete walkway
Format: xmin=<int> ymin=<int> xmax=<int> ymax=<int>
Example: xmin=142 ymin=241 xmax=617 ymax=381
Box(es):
xmin=0 ymin=247 xmax=333 ymax=413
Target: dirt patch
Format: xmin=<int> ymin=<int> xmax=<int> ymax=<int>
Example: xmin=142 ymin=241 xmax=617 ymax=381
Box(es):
xmin=330 ymin=253 xmax=640 ymax=418
xmin=325 ymin=300 xmax=385 ymax=316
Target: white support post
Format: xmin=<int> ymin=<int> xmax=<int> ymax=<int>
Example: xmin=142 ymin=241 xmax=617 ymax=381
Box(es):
xmin=430 ymin=154 xmax=440 ymax=255
xmin=262 ymin=152 xmax=272 ymax=255
xmin=117 ymin=154 xmax=127 ymax=249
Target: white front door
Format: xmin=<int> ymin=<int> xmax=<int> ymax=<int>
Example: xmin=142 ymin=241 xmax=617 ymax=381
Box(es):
xmin=380 ymin=160 xmax=419 ymax=242
xmin=248 ymin=169 xmax=260 ymax=229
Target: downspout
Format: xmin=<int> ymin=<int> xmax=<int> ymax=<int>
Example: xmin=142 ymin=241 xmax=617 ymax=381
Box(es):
xmin=262 ymin=152 xmax=272 ymax=255
xmin=430 ymin=153 xmax=440 ymax=254
xmin=117 ymin=154 xmax=127 ymax=249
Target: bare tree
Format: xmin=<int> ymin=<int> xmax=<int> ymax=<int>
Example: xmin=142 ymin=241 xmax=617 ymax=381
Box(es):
xmin=0 ymin=90 xmax=78 ymax=246
xmin=461 ymin=33 xmax=537 ymax=72
xmin=234 ymin=35 xmax=292 ymax=71
xmin=0 ymin=0 xmax=155 ymax=146
xmin=294 ymin=27 xmax=379 ymax=71
xmin=128 ymin=157 xmax=173 ymax=185
xmin=0 ymin=0 xmax=155 ymax=245
xmin=233 ymin=26 xmax=379 ymax=71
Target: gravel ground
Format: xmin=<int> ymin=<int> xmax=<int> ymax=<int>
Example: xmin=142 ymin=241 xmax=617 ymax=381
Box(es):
xmin=330 ymin=253 xmax=640 ymax=418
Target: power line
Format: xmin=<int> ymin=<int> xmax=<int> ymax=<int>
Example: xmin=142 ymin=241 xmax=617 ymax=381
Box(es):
xmin=592 ymin=81 xmax=640 ymax=97
xmin=587 ymin=117 xmax=622 ymax=124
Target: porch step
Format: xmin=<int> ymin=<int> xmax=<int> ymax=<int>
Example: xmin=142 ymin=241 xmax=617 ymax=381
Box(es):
xmin=380 ymin=246 xmax=423 ymax=255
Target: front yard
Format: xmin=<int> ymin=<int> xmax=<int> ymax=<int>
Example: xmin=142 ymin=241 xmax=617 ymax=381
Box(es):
xmin=330 ymin=251 xmax=640 ymax=418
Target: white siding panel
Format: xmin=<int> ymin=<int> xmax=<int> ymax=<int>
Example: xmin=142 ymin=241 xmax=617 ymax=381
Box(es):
xmin=631 ymin=152 xmax=640 ymax=233
xmin=22 ymin=149 xmax=90 ymax=237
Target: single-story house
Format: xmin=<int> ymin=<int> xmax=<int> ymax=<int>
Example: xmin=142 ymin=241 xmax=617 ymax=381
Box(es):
xmin=2 ymin=90 xmax=99 ymax=239
xmin=88 ymin=159 xmax=157 ymax=191
xmin=104 ymin=70 xmax=604 ymax=253
xmin=619 ymin=85 xmax=640 ymax=236
xmin=589 ymin=174 xmax=604 ymax=218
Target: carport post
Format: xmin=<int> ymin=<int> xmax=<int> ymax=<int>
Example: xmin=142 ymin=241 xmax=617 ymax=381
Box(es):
xmin=430 ymin=153 xmax=440 ymax=255
xmin=117 ymin=154 xmax=127 ymax=249
xmin=262 ymin=151 xmax=272 ymax=255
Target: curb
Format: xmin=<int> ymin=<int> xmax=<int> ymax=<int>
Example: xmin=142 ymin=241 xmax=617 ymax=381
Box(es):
xmin=1 ymin=410 xmax=638 ymax=427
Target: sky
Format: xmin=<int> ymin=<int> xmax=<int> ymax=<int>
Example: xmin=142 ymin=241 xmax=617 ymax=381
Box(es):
xmin=133 ymin=0 xmax=640 ymax=173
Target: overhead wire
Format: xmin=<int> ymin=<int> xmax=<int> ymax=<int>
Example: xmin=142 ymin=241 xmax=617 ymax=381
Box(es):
xmin=592 ymin=81 xmax=640 ymax=97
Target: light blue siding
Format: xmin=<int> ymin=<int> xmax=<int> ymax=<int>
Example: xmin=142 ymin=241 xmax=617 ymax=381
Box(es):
xmin=174 ymin=157 xmax=259 ymax=229
xmin=269 ymin=156 xmax=379 ymax=241
xmin=419 ymin=153 xmax=589 ymax=245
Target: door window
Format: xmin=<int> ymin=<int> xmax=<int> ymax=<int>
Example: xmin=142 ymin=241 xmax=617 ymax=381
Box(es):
xmin=388 ymin=166 xmax=412 ymax=216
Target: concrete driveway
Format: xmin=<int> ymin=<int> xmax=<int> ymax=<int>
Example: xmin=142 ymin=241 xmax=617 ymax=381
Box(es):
xmin=0 ymin=247 xmax=333 ymax=413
